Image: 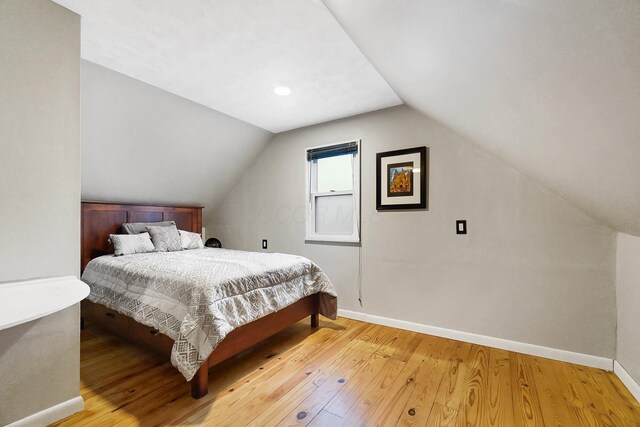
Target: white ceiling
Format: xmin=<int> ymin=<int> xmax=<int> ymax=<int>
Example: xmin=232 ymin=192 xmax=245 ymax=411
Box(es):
xmin=325 ymin=0 xmax=640 ymax=235
xmin=52 ymin=0 xmax=401 ymax=133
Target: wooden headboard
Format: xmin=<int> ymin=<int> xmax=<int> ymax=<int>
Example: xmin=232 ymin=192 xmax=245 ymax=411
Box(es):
xmin=81 ymin=201 xmax=203 ymax=272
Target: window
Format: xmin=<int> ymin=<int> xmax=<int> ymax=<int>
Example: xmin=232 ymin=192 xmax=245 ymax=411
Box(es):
xmin=306 ymin=140 xmax=360 ymax=243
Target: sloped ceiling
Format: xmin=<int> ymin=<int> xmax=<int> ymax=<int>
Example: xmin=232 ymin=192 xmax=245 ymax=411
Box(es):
xmin=324 ymin=0 xmax=640 ymax=235
xmin=52 ymin=0 xmax=401 ymax=132
xmin=80 ymin=61 xmax=273 ymax=226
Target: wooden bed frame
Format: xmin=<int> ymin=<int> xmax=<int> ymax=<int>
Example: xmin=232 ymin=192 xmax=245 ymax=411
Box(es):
xmin=80 ymin=201 xmax=320 ymax=399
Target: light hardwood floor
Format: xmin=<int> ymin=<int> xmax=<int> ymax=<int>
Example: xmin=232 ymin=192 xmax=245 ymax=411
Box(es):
xmin=53 ymin=317 xmax=640 ymax=426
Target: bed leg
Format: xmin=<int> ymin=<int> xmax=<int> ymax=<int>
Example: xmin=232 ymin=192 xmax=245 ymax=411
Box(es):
xmin=191 ymin=365 xmax=209 ymax=399
xmin=311 ymin=313 xmax=319 ymax=328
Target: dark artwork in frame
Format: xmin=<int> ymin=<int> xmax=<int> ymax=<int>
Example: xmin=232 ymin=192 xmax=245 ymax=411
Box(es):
xmin=376 ymin=146 xmax=429 ymax=211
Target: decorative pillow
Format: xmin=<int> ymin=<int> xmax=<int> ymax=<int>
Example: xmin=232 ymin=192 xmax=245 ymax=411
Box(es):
xmin=146 ymin=225 xmax=182 ymax=252
xmin=179 ymin=230 xmax=204 ymax=250
xmin=109 ymin=232 xmax=155 ymax=256
xmin=122 ymin=220 xmax=176 ymax=235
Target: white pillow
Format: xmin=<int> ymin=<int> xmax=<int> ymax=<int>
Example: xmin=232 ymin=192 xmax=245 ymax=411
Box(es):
xmin=110 ymin=232 xmax=155 ymax=256
xmin=179 ymin=230 xmax=204 ymax=250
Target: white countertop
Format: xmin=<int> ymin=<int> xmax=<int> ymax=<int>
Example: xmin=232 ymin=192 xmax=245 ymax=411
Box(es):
xmin=0 ymin=276 xmax=89 ymax=331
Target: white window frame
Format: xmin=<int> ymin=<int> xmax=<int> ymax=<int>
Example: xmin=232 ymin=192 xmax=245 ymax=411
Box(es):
xmin=305 ymin=140 xmax=361 ymax=244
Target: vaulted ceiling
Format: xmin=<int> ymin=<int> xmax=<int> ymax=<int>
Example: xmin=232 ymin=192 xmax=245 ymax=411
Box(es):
xmin=52 ymin=0 xmax=401 ymax=132
xmin=54 ymin=0 xmax=640 ymax=235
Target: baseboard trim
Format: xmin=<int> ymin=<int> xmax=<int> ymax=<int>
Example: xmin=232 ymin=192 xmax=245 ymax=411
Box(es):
xmin=614 ymin=361 xmax=640 ymax=403
xmin=7 ymin=396 xmax=83 ymax=427
xmin=337 ymin=309 xmax=613 ymax=371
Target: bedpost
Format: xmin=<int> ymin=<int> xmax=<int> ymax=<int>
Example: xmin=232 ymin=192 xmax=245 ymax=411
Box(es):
xmin=191 ymin=364 xmax=209 ymax=399
xmin=310 ymin=313 xmax=319 ymax=328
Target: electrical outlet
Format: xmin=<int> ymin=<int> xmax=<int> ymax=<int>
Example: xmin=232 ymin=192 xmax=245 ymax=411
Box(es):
xmin=456 ymin=220 xmax=467 ymax=234
xmin=262 ymin=239 xmax=268 ymax=249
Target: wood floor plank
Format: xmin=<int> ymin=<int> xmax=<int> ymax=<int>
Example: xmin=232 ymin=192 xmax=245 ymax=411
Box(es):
xmin=362 ymin=338 xmax=438 ymax=426
xmin=575 ymin=364 xmax=640 ymax=426
xmin=538 ymin=357 xmax=603 ymax=426
xmin=510 ymin=352 xmax=546 ymax=426
xmin=332 ymin=331 xmax=422 ymax=425
xmin=529 ymin=356 xmax=577 ymax=426
xmin=53 ymin=317 xmax=640 ymax=427
xmin=557 ymin=362 xmax=616 ymax=426
xmin=398 ymin=338 xmax=456 ymax=426
xmin=588 ymin=368 xmax=640 ymax=425
xmin=322 ymin=328 xmax=406 ymax=417
xmin=486 ymin=348 xmax=515 ymax=426
xmin=605 ymin=369 xmax=640 ymax=411
xmin=431 ymin=339 xmax=473 ymax=411
xmin=339 ymin=358 xmax=406 ymax=425
xmin=427 ymin=403 xmax=462 ymax=427
xmin=458 ymin=345 xmax=490 ymax=426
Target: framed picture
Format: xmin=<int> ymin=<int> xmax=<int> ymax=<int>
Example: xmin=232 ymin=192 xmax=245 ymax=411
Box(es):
xmin=376 ymin=146 xmax=429 ymax=210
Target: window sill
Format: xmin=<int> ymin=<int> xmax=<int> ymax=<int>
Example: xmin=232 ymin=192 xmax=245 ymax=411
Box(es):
xmin=305 ymin=238 xmax=361 ymax=247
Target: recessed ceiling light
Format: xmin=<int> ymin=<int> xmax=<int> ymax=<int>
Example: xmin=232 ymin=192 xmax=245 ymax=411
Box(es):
xmin=274 ymin=86 xmax=291 ymax=96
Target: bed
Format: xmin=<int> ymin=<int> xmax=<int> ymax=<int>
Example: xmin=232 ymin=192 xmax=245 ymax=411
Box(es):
xmin=80 ymin=201 xmax=337 ymax=398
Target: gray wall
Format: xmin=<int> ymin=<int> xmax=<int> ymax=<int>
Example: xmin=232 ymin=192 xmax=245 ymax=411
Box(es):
xmin=616 ymin=232 xmax=640 ymax=383
xmin=0 ymin=305 xmax=80 ymax=425
xmin=0 ymin=0 xmax=81 ymax=424
xmin=0 ymin=0 xmax=80 ymax=280
xmin=324 ymin=0 xmax=640 ymax=236
xmin=211 ymin=106 xmax=617 ymax=358
xmin=81 ymin=61 xmax=273 ymax=225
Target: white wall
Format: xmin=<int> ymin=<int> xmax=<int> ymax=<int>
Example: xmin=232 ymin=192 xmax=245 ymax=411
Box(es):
xmin=0 ymin=0 xmax=81 ymax=424
xmin=211 ymin=106 xmax=617 ymax=358
xmin=616 ymin=233 xmax=640 ymax=383
xmin=81 ymin=60 xmax=273 ymax=225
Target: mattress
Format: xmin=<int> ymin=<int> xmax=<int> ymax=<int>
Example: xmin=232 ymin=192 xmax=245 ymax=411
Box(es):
xmin=81 ymin=248 xmax=338 ymax=380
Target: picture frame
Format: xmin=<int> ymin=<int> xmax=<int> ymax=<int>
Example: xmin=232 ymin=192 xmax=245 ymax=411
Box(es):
xmin=376 ymin=146 xmax=429 ymax=210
